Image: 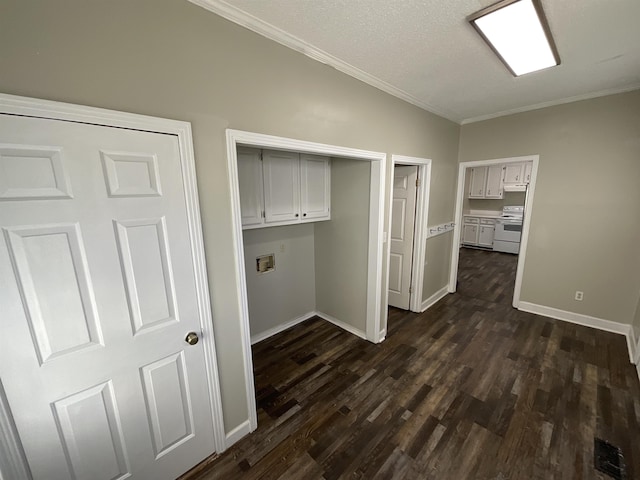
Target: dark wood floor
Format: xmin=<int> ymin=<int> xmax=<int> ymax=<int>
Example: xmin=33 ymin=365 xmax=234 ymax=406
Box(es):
xmin=184 ymin=248 xmax=640 ymax=479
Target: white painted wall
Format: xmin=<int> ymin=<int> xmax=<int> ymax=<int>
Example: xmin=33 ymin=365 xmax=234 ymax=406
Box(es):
xmin=243 ymin=224 xmax=316 ymax=340
xmin=315 ymin=159 xmax=371 ymax=333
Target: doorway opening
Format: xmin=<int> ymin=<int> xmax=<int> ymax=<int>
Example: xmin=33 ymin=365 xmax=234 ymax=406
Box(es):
xmin=448 ymin=155 xmax=539 ymax=309
xmin=225 ymin=129 xmax=386 ymax=442
xmin=385 ymin=155 xmax=432 ymax=316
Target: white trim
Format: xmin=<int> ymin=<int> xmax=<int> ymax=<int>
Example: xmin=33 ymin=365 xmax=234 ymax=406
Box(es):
xmin=448 ymin=155 xmax=539 ymax=311
xmin=187 ymin=0 xmax=459 ymax=123
xmin=0 ymin=93 xmax=226 ymax=460
xmin=378 ymin=328 xmax=387 ymax=342
xmin=224 ymin=420 xmax=252 ymax=449
xmin=519 ymin=302 xmax=635 ymax=363
xmin=316 ymin=312 xmax=367 ymax=340
xmin=635 ymin=335 xmax=640 ymax=365
xmin=389 ymin=155 xmax=432 ymax=314
xmin=250 ymin=312 xmax=316 ymax=345
xmin=421 ymin=286 xmax=449 ymax=313
xmin=461 ymin=84 xmax=640 ymax=125
xmin=225 ymin=129 xmax=386 ymax=438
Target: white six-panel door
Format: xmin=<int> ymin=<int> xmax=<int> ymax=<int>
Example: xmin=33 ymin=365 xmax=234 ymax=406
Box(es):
xmin=388 ymin=166 xmax=418 ymax=310
xmin=0 ymin=114 xmax=216 ymax=480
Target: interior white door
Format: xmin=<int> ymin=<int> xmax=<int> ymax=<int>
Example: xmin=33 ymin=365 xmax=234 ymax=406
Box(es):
xmin=0 ymin=114 xmax=217 ymax=480
xmin=388 ymin=165 xmax=418 ymax=310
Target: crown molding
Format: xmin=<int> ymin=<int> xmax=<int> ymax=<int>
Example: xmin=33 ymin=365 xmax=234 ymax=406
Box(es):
xmin=188 ymin=0 xmax=460 ymax=123
xmin=461 ymin=83 xmax=640 ymax=125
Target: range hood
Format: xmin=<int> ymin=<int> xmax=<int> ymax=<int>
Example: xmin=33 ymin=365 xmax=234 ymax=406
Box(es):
xmin=504 ymin=184 xmax=527 ymax=192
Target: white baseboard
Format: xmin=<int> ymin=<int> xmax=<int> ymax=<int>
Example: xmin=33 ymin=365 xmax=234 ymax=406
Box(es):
xmin=519 ymin=302 xmax=635 ymax=363
xmin=224 ymin=419 xmax=252 ymax=450
xmin=421 ymin=286 xmax=449 ymax=312
xmin=250 ymin=311 xmax=316 ymax=345
xmin=378 ymin=328 xmax=387 ymax=342
xmin=316 ymin=311 xmax=367 ymax=340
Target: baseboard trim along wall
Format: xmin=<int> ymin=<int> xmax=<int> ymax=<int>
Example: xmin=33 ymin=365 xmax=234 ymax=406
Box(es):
xmin=421 ymin=286 xmax=449 ymax=313
xmin=251 ymin=310 xmax=368 ymax=346
xmin=224 ymin=419 xmax=252 ymax=450
xmin=250 ymin=311 xmax=316 ymax=345
xmin=518 ymin=302 xmax=635 ymax=364
xmin=316 ymin=311 xmax=368 ymax=340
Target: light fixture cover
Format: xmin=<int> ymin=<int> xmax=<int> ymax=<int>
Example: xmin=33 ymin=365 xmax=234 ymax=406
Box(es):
xmin=469 ymin=0 xmax=560 ymax=76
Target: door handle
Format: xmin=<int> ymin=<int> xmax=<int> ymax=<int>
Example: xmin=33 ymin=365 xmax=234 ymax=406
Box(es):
xmin=185 ymin=332 xmax=199 ymax=345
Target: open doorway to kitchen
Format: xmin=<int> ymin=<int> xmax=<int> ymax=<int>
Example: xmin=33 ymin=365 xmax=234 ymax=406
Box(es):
xmin=449 ymin=156 xmax=539 ymax=309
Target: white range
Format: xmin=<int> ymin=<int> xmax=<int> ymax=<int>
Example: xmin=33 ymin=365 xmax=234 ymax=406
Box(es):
xmin=493 ymin=205 xmax=524 ymax=254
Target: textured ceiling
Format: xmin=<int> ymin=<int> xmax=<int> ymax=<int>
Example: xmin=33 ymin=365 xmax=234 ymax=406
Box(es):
xmin=191 ymin=0 xmax=640 ymax=123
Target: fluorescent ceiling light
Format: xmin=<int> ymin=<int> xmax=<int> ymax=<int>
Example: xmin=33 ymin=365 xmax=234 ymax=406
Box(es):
xmin=469 ymin=0 xmax=560 ymax=76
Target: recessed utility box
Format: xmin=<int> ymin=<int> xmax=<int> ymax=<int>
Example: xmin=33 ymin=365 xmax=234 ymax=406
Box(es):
xmin=256 ymin=253 xmax=275 ymax=274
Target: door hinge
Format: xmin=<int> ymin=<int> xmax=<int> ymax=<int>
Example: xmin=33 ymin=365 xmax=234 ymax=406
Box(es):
xmin=416 ymin=178 xmax=421 ymax=187
xmin=409 ymin=286 xmax=413 ymax=294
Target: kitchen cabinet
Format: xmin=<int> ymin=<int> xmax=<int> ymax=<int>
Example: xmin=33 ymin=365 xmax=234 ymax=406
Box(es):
xmin=478 ymin=219 xmax=496 ymax=247
xmin=462 ymin=216 xmax=495 ymax=248
xmin=468 ymin=167 xmax=488 ymax=198
xmin=524 ymin=162 xmax=533 ymax=183
xmin=462 ymin=216 xmax=480 ymax=245
xmin=503 ymin=163 xmax=525 ymax=184
xmin=238 ymin=148 xmax=331 ymax=229
xmin=484 ymin=165 xmax=503 ymax=199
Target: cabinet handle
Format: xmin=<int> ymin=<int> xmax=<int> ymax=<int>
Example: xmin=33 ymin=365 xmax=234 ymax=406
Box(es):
xmin=303 ymin=213 xmax=307 ymax=217
xmin=515 ymin=175 xmax=519 ymax=181
xmin=295 ymin=213 xmax=299 ymax=217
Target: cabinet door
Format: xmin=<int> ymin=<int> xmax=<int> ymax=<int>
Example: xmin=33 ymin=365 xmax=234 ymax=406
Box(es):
xmin=468 ymin=167 xmax=487 ymax=198
xmin=237 ymin=147 xmax=264 ymax=227
xmin=462 ymin=223 xmax=479 ymax=245
xmin=485 ymin=165 xmax=503 ymax=198
xmin=478 ymin=225 xmax=495 ymax=247
xmin=263 ymin=150 xmax=300 ymax=223
xmin=503 ymin=163 xmax=525 ymax=184
xmin=300 ymin=154 xmax=330 ymax=220
xmin=524 ymin=161 xmax=533 ymax=183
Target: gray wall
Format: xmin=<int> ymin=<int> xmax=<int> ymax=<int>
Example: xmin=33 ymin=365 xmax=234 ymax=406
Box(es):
xmin=459 ymin=91 xmax=640 ymax=325
xmin=315 ymin=159 xmax=370 ymax=332
xmin=243 ymin=224 xmax=316 ymax=339
xmin=0 ymin=0 xmax=460 ymax=433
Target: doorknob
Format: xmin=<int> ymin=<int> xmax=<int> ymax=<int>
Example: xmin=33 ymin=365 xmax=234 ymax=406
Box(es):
xmin=185 ymin=332 xmax=199 ymax=345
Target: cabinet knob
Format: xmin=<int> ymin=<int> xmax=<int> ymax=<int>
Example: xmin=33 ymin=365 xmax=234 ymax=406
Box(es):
xmin=303 ymin=213 xmax=307 ymax=217
xmin=295 ymin=213 xmax=299 ymax=217
xmin=515 ymin=175 xmax=519 ymax=181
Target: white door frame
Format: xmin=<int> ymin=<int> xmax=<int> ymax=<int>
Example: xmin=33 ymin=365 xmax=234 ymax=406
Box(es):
xmin=387 ymin=155 xmax=432 ymax=314
xmin=225 ymin=129 xmax=387 ymax=434
xmin=448 ymin=155 xmax=539 ymax=308
xmin=0 ymin=93 xmax=226 ymax=478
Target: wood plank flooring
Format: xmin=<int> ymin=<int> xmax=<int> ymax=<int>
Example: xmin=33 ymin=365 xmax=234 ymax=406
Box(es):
xmin=183 ymin=248 xmax=640 ymax=479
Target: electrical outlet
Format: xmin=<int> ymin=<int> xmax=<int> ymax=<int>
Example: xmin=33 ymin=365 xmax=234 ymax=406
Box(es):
xmin=575 ymin=291 xmax=584 ymax=301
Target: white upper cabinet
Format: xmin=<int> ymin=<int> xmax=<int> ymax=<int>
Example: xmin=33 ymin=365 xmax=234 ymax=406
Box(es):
xmin=503 ymin=162 xmax=525 ymax=184
xmin=263 ymin=150 xmax=300 ymax=223
xmin=238 ymin=148 xmax=331 ymax=229
xmin=485 ymin=165 xmax=503 ymax=199
xmin=300 ymin=154 xmax=330 ymax=220
xmin=468 ymin=166 xmax=488 ymax=198
xmin=524 ymin=161 xmax=533 ymax=184
xmin=237 ymin=147 xmax=264 ymax=227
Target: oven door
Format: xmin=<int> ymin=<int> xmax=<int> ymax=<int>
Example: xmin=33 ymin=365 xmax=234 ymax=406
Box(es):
xmin=495 ymin=219 xmax=522 ymax=242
